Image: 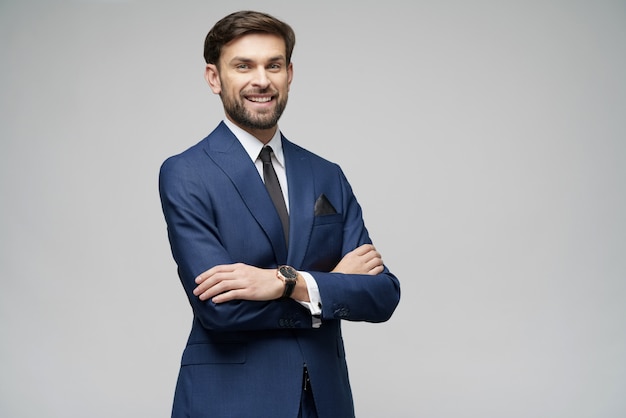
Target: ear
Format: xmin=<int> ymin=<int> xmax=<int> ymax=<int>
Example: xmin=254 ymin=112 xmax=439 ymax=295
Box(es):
xmin=205 ymin=64 xmax=221 ymax=94
xmin=287 ymin=62 xmax=293 ymax=91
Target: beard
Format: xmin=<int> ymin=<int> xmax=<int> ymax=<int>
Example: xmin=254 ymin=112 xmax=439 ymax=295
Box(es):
xmin=221 ymin=89 xmax=288 ymax=131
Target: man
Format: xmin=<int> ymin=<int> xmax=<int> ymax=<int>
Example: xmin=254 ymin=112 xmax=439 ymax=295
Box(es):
xmin=159 ymin=10 xmax=400 ymax=418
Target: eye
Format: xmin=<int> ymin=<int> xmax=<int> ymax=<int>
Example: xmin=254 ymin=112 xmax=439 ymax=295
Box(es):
xmin=268 ymin=63 xmax=282 ymax=71
xmin=236 ymin=63 xmax=250 ymax=70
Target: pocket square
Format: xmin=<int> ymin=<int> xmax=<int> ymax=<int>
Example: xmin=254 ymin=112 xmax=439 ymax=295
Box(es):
xmin=314 ymin=194 xmax=337 ymax=216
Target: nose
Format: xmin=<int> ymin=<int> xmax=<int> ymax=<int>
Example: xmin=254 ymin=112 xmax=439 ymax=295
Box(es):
xmin=251 ymin=67 xmax=270 ymax=88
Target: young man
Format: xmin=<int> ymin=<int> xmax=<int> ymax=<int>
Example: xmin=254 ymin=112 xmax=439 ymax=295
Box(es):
xmin=159 ymin=10 xmax=400 ymax=418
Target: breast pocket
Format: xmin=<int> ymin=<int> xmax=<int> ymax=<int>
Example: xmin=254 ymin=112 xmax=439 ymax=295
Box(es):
xmin=313 ymin=213 xmax=343 ymax=226
xmin=307 ymin=213 xmax=344 ymax=271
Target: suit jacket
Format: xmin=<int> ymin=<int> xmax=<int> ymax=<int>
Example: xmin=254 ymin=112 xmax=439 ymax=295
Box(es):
xmin=159 ymin=122 xmax=401 ymax=418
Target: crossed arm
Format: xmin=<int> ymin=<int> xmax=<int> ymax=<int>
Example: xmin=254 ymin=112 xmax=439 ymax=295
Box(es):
xmin=193 ymin=244 xmax=383 ymax=304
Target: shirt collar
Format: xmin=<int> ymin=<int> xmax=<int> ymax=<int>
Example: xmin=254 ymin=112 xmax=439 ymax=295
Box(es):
xmin=223 ymin=119 xmax=285 ymax=168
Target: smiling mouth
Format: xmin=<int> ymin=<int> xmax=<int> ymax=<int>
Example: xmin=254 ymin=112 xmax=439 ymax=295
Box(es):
xmin=247 ymin=96 xmax=273 ymax=103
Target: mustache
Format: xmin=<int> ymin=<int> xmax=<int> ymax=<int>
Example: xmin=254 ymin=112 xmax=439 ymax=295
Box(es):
xmin=242 ymin=88 xmax=278 ymax=96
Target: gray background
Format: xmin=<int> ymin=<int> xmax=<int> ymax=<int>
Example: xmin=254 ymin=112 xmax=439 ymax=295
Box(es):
xmin=1 ymin=1 xmax=625 ymax=417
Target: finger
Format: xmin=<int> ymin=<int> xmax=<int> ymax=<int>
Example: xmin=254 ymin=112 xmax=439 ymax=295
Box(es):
xmin=195 ymin=264 xmax=236 ymax=284
xmin=193 ymin=276 xmax=215 ymax=295
xmin=369 ymin=265 xmax=384 ymax=275
xmin=195 ymin=269 xmax=214 ymax=284
xmin=349 ymin=244 xmax=366 ymax=256
xmin=195 ymin=283 xmax=219 ymax=300
xmin=197 ymin=278 xmax=238 ymax=301
xmin=193 ymin=270 xmax=233 ymax=296
xmin=354 ymin=244 xmax=375 ymax=255
xmin=360 ymin=251 xmax=381 ymax=264
xmin=365 ymin=256 xmax=383 ymax=269
xmin=212 ymin=289 xmax=243 ymax=303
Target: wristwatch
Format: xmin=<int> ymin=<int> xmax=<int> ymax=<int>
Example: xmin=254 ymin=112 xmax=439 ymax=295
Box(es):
xmin=277 ymin=265 xmax=298 ymax=298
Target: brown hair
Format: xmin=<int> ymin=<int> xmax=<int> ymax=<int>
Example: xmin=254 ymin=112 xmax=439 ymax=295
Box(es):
xmin=203 ymin=10 xmax=296 ymax=66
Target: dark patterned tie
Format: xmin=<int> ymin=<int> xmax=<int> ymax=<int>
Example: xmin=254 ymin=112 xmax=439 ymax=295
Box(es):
xmin=259 ymin=146 xmax=289 ymax=245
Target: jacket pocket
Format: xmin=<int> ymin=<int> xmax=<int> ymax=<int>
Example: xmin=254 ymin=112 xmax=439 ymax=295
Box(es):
xmin=181 ymin=342 xmax=247 ymax=365
xmin=312 ymin=213 xmax=342 ymax=226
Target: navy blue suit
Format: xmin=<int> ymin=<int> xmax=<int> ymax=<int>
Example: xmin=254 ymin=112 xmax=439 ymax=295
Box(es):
xmin=159 ymin=122 xmax=400 ymax=418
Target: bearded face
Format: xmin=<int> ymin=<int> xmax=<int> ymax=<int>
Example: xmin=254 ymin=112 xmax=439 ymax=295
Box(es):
xmin=205 ymin=33 xmax=293 ymax=139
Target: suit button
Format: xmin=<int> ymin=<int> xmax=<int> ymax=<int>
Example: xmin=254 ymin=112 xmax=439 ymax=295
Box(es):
xmin=333 ymin=305 xmax=350 ymax=318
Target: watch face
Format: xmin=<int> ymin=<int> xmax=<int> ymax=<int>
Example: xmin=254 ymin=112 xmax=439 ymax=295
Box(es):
xmin=279 ymin=265 xmax=297 ymax=280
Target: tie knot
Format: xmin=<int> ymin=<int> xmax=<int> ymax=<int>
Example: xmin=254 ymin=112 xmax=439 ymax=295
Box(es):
xmin=259 ymin=146 xmax=273 ymax=163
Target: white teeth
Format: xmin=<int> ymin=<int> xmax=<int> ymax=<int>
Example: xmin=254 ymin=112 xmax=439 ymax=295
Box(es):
xmin=249 ymin=97 xmax=271 ymax=102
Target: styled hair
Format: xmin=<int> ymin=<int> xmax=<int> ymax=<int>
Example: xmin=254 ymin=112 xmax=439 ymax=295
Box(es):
xmin=203 ymin=10 xmax=296 ymax=66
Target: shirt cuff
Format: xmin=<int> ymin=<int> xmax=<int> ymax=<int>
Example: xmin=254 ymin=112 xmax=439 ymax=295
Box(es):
xmin=296 ymin=271 xmax=322 ymax=328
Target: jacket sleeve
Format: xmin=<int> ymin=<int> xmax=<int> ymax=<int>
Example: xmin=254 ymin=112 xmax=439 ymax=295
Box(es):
xmin=159 ymin=154 xmax=313 ymax=331
xmin=310 ymin=168 xmax=401 ymax=323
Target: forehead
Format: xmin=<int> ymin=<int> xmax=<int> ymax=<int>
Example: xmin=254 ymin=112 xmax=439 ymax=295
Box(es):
xmin=221 ymin=33 xmax=287 ymax=63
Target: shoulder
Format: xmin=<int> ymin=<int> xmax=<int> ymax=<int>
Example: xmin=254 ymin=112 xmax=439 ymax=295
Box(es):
xmin=160 ymin=139 xmax=205 ymax=176
xmin=282 ymin=136 xmax=341 ymax=171
xmin=160 ymin=123 xmax=233 ymax=173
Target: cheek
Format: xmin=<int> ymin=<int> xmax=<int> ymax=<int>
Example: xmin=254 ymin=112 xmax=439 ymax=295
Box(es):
xmin=221 ymin=79 xmax=244 ymax=97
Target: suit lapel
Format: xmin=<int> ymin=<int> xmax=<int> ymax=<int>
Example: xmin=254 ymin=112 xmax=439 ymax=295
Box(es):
xmin=283 ymin=137 xmax=315 ymax=268
xmin=204 ymin=123 xmax=288 ymax=263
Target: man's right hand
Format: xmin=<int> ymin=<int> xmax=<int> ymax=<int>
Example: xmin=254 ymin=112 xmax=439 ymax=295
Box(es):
xmin=332 ymin=244 xmax=384 ymax=275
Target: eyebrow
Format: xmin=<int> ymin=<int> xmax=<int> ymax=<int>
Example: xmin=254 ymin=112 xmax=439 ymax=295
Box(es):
xmin=229 ymin=55 xmax=286 ymax=64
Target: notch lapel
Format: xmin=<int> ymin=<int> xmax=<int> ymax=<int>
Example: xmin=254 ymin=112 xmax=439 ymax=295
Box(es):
xmin=205 ymin=123 xmax=288 ymax=263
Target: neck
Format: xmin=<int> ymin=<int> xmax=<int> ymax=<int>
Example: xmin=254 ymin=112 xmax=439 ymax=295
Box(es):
xmin=225 ymin=116 xmax=277 ymax=144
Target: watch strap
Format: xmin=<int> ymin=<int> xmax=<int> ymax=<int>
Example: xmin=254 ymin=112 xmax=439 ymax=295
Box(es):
xmin=282 ymin=278 xmax=296 ymax=298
